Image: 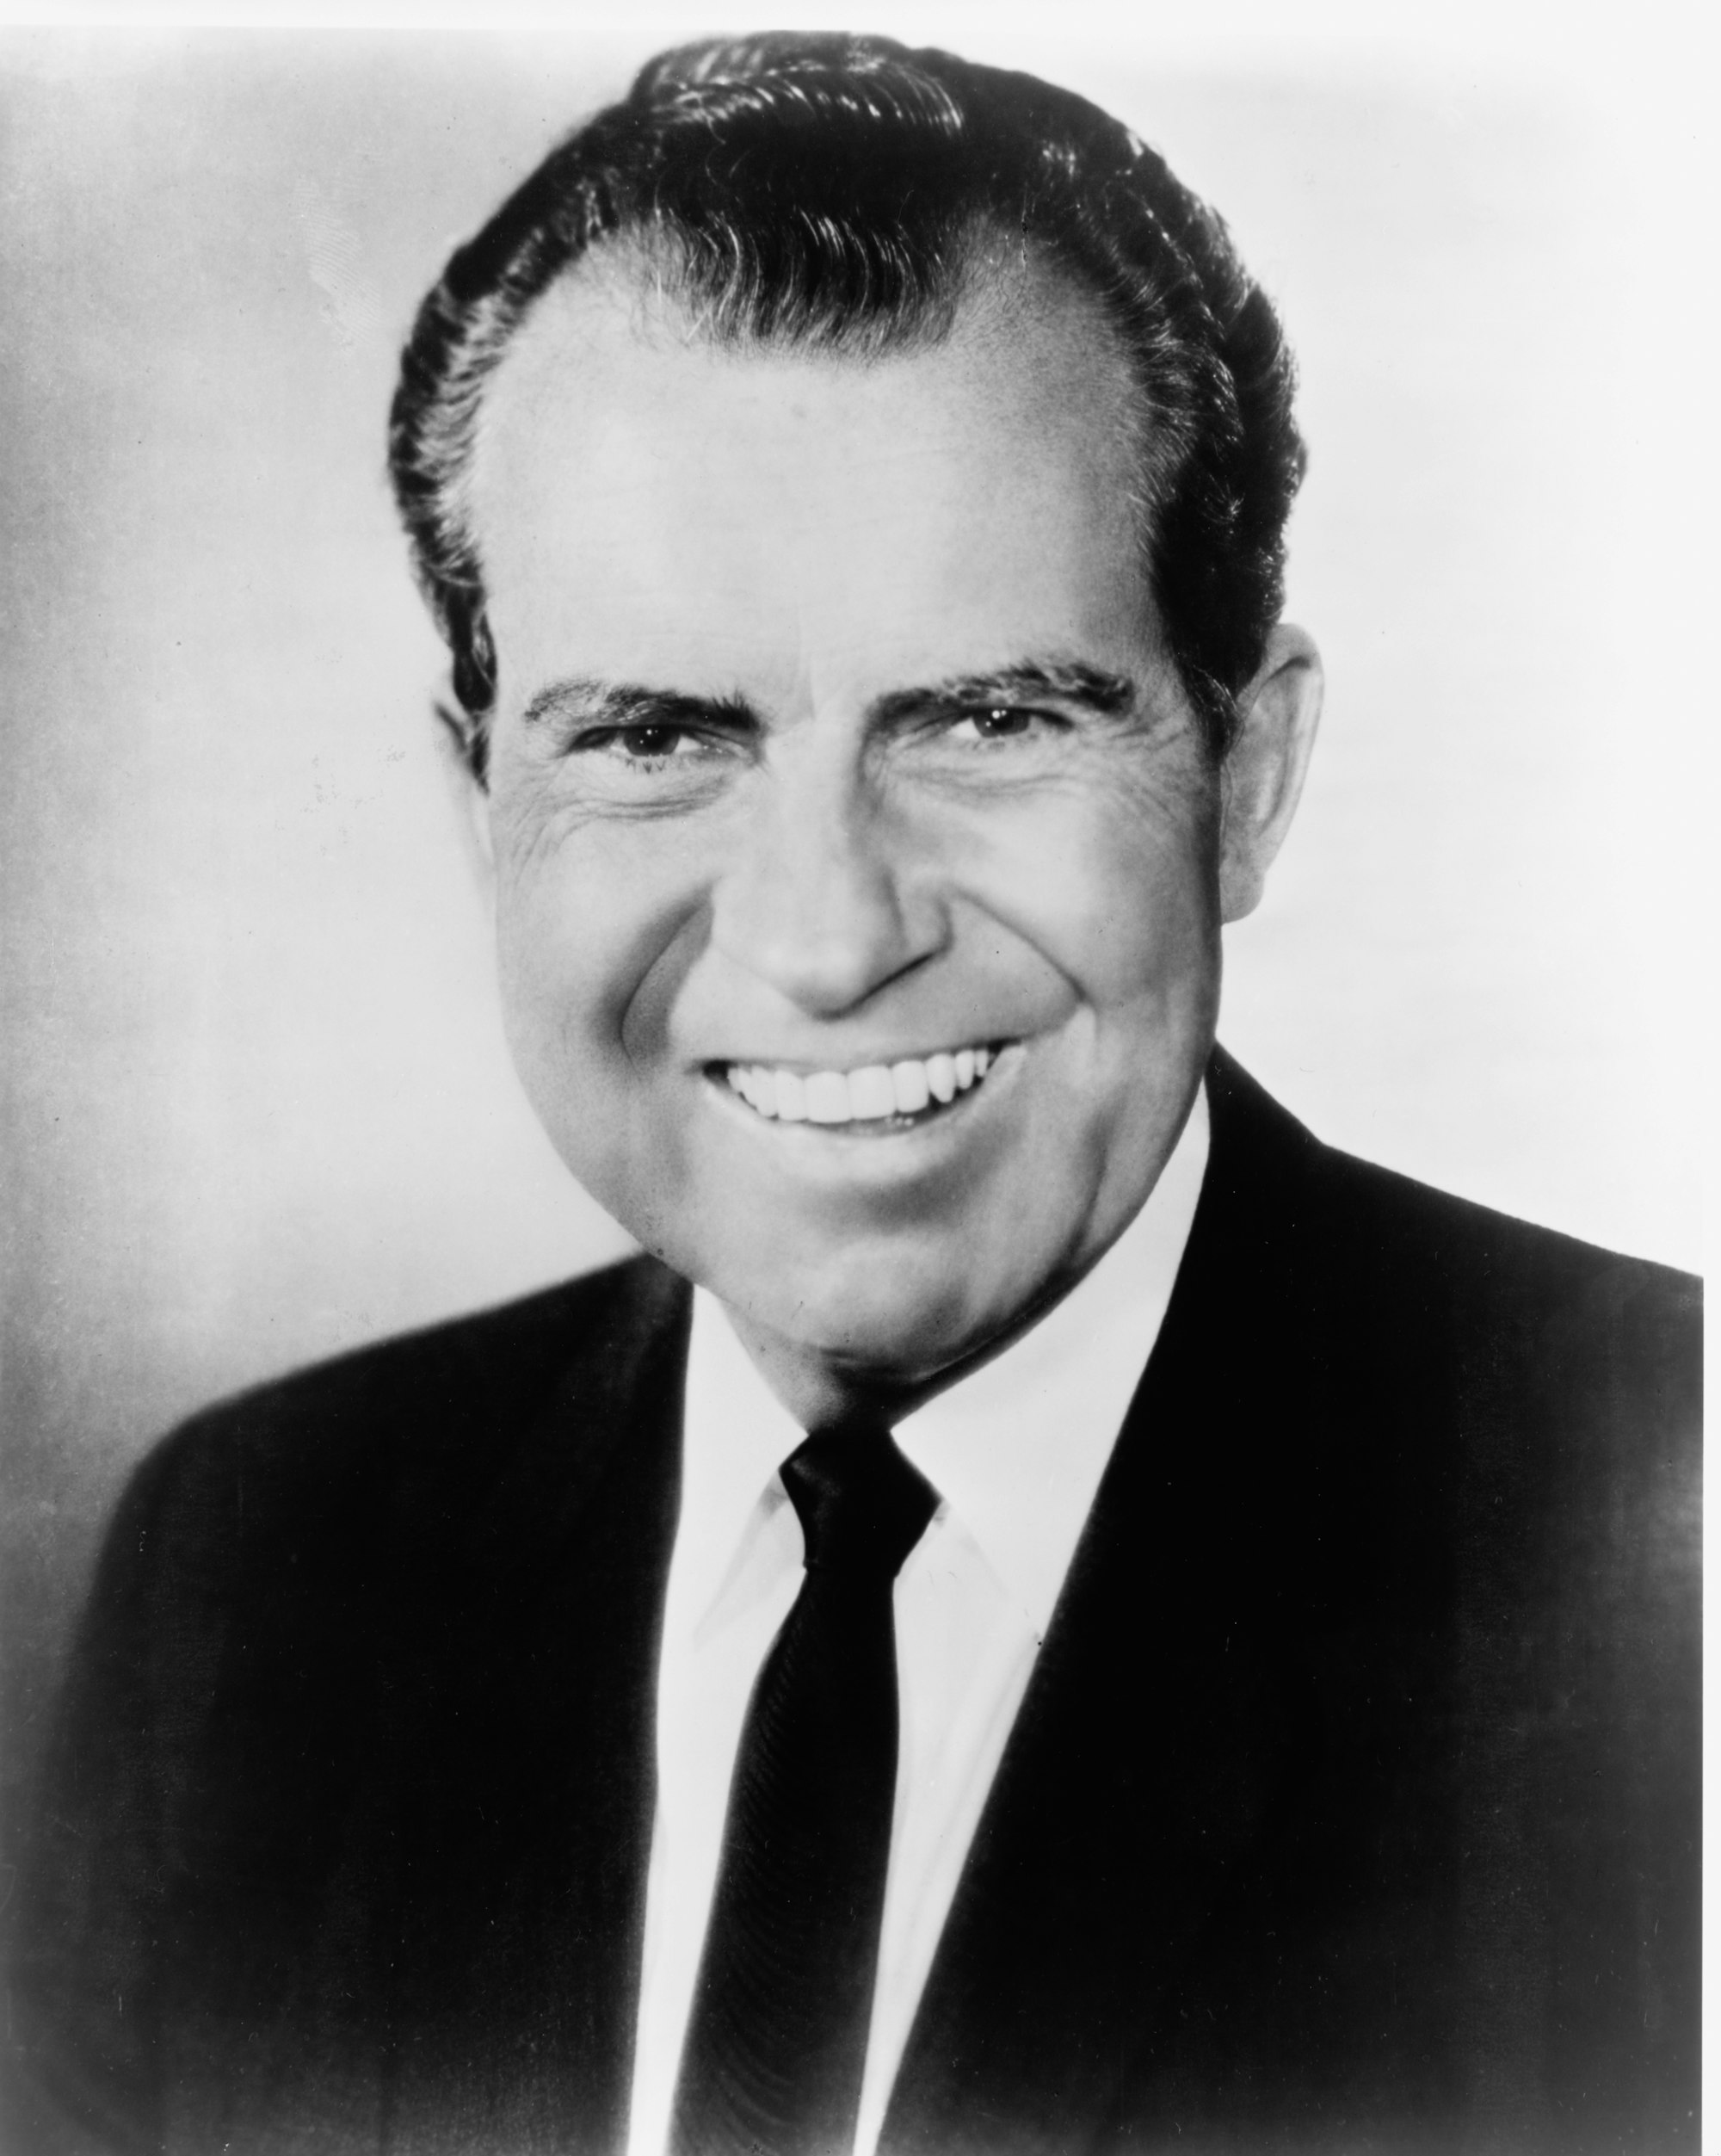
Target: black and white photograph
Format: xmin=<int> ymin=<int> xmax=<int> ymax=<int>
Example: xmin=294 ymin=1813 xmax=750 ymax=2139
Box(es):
xmin=0 ymin=7 xmax=1705 ymax=2152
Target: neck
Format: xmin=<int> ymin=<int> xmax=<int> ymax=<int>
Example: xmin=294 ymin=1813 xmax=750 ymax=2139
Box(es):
xmin=719 ymin=1268 xmax=1096 ymax=1436
xmin=717 ymin=1313 xmax=930 ymax=1433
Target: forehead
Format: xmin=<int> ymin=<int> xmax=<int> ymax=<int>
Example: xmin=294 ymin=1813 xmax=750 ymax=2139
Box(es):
xmin=467 ymin=256 xmax=1156 ymax=706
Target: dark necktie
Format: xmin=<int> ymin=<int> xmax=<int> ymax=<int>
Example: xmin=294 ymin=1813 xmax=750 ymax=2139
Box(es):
xmin=669 ymin=1423 xmax=940 ymax=2156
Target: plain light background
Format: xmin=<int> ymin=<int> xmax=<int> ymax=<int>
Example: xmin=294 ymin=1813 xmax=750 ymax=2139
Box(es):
xmin=0 ymin=11 xmax=1710 ymax=1825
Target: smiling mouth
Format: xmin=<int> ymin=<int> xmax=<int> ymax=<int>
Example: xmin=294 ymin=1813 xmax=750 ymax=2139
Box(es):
xmin=713 ymin=1042 xmax=1008 ymax=1131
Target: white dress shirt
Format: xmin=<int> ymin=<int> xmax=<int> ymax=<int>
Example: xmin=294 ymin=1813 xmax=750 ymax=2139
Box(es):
xmin=625 ymin=1086 xmax=1210 ymax=2156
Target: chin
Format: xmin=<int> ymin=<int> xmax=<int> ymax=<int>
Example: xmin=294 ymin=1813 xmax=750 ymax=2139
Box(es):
xmin=719 ymin=1232 xmax=1027 ymax=1385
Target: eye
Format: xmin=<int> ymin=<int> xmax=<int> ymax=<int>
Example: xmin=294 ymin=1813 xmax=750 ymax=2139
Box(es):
xmin=567 ymin=722 xmax=718 ymax=768
xmin=947 ymin=704 xmax=1062 ymax=744
xmin=554 ymin=715 xmax=749 ymax=806
xmin=611 ymin=724 xmax=697 ymax=761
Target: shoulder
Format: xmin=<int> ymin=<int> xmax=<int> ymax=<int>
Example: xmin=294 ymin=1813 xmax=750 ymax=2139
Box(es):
xmin=1314 ymin=1133 xmax=1700 ymax=1561
xmin=1200 ymin=1048 xmax=1699 ymax=1628
xmin=172 ymin=1246 xmax=683 ymax=1443
xmin=103 ymin=1252 xmax=691 ymax=1626
xmin=45 ymin=1252 xmax=691 ymax=1886
xmin=16 ymin=1259 xmax=690 ymax=2143
xmin=1206 ymin=1044 xmax=1699 ymax=1378
xmin=1203 ymin=1044 xmax=1701 ymax=1717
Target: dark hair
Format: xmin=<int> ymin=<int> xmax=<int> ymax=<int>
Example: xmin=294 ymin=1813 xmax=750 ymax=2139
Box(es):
xmin=388 ymin=32 xmax=1305 ymax=779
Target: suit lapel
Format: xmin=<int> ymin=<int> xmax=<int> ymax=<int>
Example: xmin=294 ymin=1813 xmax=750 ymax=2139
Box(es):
xmin=881 ymin=1056 xmax=1339 ymax=2153
xmin=258 ymin=1259 xmax=694 ymax=2154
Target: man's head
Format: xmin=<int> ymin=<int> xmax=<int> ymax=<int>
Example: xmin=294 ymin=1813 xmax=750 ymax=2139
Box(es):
xmin=392 ymin=32 xmax=1307 ymax=777
xmin=389 ymin=34 xmax=1322 ymax=1418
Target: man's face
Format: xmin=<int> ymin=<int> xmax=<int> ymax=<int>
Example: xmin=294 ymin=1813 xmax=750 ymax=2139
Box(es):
xmin=471 ymin=266 xmax=1224 ymax=1393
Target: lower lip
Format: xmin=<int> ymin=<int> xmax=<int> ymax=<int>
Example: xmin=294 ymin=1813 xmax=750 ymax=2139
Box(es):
xmin=704 ymin=1043 xmax=1022 ymax=1145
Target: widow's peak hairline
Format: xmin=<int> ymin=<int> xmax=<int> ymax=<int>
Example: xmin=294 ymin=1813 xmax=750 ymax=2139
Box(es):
xmin=511 ymin=214 xmax=1093 ymax=366
xmin=453 ymin=223 xmax=1170 ymax=659
xmin=389 ymin=32 xmax=1307 ymax=769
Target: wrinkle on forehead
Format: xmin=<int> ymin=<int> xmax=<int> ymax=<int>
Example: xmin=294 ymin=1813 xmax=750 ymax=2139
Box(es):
xmin=470 ymin=227 xmax=1153 ymax=559
xmin=466 ymin=229 xmax=1172 ymax=763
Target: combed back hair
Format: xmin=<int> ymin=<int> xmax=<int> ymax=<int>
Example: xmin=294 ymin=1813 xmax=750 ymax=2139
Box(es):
xmin=389 ymin=31 xmax=1306 ymax=780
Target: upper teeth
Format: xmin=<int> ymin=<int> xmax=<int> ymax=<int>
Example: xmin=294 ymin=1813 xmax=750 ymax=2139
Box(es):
xmin=725 ymin=1046 xmax=996 ymax=1124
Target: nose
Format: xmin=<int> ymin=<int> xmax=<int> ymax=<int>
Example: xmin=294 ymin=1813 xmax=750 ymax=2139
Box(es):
xmin=709 ymin=732 xmax=946 ymax=1017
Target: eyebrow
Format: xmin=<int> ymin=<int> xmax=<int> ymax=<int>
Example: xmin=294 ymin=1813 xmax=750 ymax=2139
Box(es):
xmin=521 ymin=677 xmax=757 ymax=732
xmin=520 ymin=657 xmax=1137 ymax=736
xmin=870 ymin=658 xmax=1137 ymax=724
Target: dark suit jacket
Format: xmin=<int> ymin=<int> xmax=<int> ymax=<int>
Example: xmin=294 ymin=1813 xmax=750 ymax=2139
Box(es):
xmin=13 ymin=1054 xmax=1700 ymax=2153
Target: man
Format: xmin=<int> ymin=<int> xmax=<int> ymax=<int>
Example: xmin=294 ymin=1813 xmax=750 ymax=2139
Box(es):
xmin=14 ymin=31 xmax=1699 ymax=2156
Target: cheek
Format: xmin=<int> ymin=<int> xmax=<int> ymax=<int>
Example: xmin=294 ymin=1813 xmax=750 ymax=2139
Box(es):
xmin=1097 ymin=830 xmax=1221 ymax=1022
xmin=492 ymin=869 xmax=708 ymax=1257
xmin=492 ymin=905 xmax=610 ymax=1172
xmin=491 ymin=869 xmax=666 ymax=1195
xmin=490 ymin=802 xmax=704 ymax=1075
xmin=959 ymin=771 xmax=1221 ymax=1026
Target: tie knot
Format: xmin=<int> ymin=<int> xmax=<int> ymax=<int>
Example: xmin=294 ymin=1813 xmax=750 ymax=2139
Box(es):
xmin=780 ymin=1424 xmax=939 ymax=1578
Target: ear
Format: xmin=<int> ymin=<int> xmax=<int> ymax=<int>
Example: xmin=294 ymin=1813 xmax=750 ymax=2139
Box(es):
xmin=1218 ymin=623 xmax=1323 ymax=924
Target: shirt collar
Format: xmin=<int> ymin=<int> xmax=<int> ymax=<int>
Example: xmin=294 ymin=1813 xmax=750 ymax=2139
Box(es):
xmin=682 ymin=1084 xmax=1210 ymax=1637
xmin=892 ymin=1084 xmax=1207 ymax=1634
